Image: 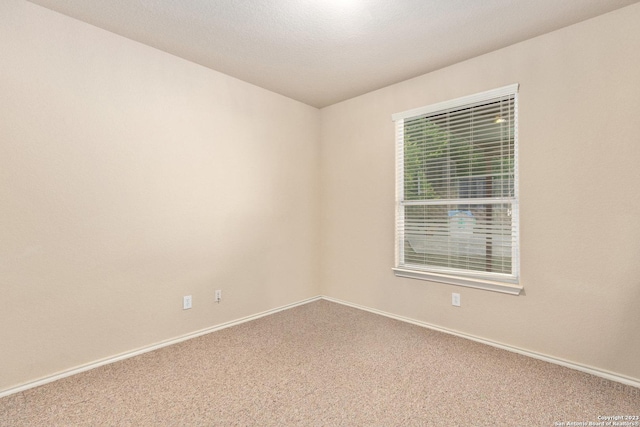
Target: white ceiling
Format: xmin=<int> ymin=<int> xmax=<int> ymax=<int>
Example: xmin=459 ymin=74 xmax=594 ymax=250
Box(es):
xmin=26 ymin=0 xmax=640 ymax=108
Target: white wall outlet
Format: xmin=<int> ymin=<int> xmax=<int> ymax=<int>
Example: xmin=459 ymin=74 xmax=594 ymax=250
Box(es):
xmin=215 ymin=290 xmax=222 ymax=303
xmin=452 ymin=293 xmax=461 ymax=307
xmin=183 ymin=295 xmax=192 ymax=310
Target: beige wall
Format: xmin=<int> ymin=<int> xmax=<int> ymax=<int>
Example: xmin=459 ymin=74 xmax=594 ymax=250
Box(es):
xmin=0 ymin=0 xmax=319 ymax=391
xmin=320 ymin=3 xmax=640 ymax=382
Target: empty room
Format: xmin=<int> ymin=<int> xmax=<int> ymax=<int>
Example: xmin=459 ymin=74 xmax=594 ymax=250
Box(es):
xmin=1 ymin=0 xmax=639 ymax=425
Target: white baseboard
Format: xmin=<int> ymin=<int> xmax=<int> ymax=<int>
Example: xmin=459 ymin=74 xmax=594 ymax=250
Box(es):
xmin=2 ymin=294 xmax=637 ymax=399
xmin=321 ymin=295 xmax=640 ymax=390
xmin=0 ymin=296 xmax=322 ymax=399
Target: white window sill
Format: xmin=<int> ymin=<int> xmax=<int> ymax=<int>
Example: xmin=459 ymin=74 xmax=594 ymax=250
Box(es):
xmin=392 ymin=268 xmax=522 ymax=295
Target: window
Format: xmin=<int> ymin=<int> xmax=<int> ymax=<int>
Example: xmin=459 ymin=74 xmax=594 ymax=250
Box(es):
xmin=392 ymin=85 xmax=521 ymax=295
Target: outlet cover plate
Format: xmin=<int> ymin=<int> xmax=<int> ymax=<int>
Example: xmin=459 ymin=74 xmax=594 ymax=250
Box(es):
xmin=452 ymin=293 xmax=461 ymax=307
xmin=183 ymin=295 xmax=192 ymax=310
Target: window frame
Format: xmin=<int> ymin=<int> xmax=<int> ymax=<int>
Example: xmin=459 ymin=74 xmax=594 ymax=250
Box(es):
xmin=392 ymin=84 xmax=522 ymax=295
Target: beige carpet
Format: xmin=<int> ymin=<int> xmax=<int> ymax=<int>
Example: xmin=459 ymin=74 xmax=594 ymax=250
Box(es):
xmin=1 ymin=299 xmax=638 ymax=426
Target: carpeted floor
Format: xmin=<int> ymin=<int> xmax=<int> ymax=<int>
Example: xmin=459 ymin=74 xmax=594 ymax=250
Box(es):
xmin=1 ymin=299 xmax=638 ymax=426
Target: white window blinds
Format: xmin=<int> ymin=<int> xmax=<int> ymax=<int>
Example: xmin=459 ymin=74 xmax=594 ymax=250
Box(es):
xmin=393 ymin=85 xmax=521 ymax=294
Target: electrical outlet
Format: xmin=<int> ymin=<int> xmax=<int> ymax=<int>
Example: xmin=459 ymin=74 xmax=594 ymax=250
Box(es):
xmin=215 ymin=290 xmax=222 ymax=303
xmin=183 ymin=295 xmax=192 ymax=310
xmin=452 ymin=293 xmax=461 ymax=307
